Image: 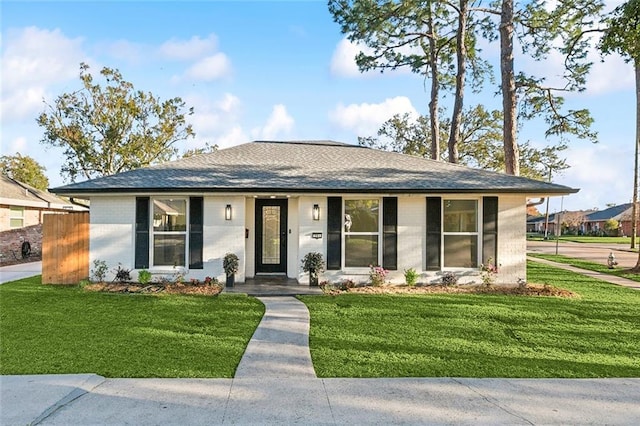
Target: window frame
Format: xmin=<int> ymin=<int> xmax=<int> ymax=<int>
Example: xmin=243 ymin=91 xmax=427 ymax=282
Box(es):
xmin=149 ymin=197 xmax=189 ymax=269
xmin=441 ymin=197 xmax=481 ymax=270
xmin=341 ymin=197 xmax=382 ymax=269
xmin=9 ymin=206 xmax=24 ymax=228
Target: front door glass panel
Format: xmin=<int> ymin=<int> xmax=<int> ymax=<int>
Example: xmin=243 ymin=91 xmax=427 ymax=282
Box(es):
xmin=262 ymin=206 xmax=281 ymax=264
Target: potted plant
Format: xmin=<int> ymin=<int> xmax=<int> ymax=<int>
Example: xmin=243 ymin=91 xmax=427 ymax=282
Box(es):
xmin=302 ymin=252 xmax=324 ymax=286
xmin=223 ymin=253 xmax=239 ymax=287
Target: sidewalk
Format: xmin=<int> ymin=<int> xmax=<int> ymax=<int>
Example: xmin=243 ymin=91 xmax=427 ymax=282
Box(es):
xmin=3 ymin=374 xmax=639 ymax=425
xmin=0 ymin=261 xmax=41 ymax=284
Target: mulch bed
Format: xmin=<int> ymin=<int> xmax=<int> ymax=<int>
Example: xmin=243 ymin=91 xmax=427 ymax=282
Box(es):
xmin=321 ymin=283 xmax=578 ymax=298
xmin=84 ymin=282 xmax=223 ymax=296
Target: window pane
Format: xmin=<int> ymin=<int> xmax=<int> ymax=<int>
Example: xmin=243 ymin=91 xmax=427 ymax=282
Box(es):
xmin=153 ymin=199 xmax=186 ymax=231
xmin=153 ymin=235 xmax=186 ymax=266
xmin=444 ymin=235 xmax=478 ymax=268
xmin=345 ymin=235 xmax=378 ymax=267
xmin=262 ymin=206 xmax=280 ymax=264
xmin=10 ymin=218 xmax=23 ymax=228
xmin=443 ymin=200 xmax=477 ymax=232
xmin=344 ymin=199 xmax=379 ymax=232
xmin=9 ymin=207 xmax=24 ymax=219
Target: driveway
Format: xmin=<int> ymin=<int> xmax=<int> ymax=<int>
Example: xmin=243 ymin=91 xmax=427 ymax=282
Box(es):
xmin=0 ymin=261 xmax=42 ymax=284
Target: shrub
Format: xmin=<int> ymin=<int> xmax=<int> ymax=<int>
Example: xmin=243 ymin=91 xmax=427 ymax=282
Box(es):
xmin=90 ymin=260 xmax=108 ymax=282
xmin=113 ymin=264 xmax=132 ymax=282
xmin=441 ymin=272 xmax=458 ymax=286
xmin=480 ymin=257 xmax=499 ymax=286
xmin=204 ymin=276 xmax=218 ymax=286
xmin=404 ymin=268 xmax=419 ymax=287
xmin=369 ymin=265 xmax=388 ymax=287
xmin=223 ymin=253 xmax=239 ymax=275
xmin=302 ymin=252 xmax=325 ymax=273
xmin=138 ymin=269 xmax=152 ymax=284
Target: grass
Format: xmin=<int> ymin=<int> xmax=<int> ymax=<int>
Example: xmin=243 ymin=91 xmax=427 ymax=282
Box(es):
xmin=527 ymin=235 xmax=636 ymax=245
xmin=0 ymin=276 xmax=264 ymax=378
xmin=529 ymin=253 xmax=640 ymax=283
xmin=299 ymin=261 xmax=640 ymax=378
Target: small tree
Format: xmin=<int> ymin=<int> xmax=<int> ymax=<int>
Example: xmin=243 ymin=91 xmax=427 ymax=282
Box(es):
xmin=302 ymin=252 xmax=324 ymax=286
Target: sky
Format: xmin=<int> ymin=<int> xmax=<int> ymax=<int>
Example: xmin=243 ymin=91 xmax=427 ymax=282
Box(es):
xmin=1 ymin=0 xmax=635 ymax=215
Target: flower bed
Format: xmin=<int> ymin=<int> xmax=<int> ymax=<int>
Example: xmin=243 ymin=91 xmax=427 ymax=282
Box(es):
xmin=84 ymin=282 xmax=223 ymax=296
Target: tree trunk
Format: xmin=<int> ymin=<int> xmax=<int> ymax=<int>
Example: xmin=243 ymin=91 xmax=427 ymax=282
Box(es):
xmin=448 ymin=0 xmax=468 ymax=164
xmin=500 ymin=0 xmax=519 ymax=175
xmin=427 ymin=2 xmax=440 ymax=161
xmin=633 ymin=62 xmax=640 ymax=270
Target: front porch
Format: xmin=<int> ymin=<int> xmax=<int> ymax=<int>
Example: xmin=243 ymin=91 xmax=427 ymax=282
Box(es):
xmin=223 ymin=275 xmax=323 ymax=296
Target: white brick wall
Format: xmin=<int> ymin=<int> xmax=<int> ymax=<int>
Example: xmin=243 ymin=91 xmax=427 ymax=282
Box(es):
xmin=89 ymin=196 xmax=135 ymax=281
xmin=88 ymin=193 xmax=528 ymax=286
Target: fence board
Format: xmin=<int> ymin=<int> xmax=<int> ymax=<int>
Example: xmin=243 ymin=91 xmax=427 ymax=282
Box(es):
xmin=42 ymin=212 xmax=89 ymax=284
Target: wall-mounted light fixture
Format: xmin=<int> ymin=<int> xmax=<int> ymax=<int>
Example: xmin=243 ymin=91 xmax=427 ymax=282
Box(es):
xmin=312 ymin=204 xmax=320 ymax=221
xmin=225 ymin=204 xmax=232 ymax=220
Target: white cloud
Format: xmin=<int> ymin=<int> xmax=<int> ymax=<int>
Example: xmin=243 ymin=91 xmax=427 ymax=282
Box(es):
xmin=330 ymin=38 xmax=368 ymax=77
xmin=251 ymin=104 xmax=295 ymax=140
xmin=328 ymin=96 xmax=418 ymax=136
xmin=556 ymin=143 xmax=634 ymax=211
xmin=105 ymin=39 xmax=145 ymax=63
xmin=1 ymin=26 xmax=85 ymax=122
xmin=159 ymin=34 xmax=219 ymax=61
xmin=213 ymin=126 xmax=249 ymax=149
xmin=183 ymin=92 xmax=242 ymax=142
xmin=184 ymin=53 xmax=232 ymax=81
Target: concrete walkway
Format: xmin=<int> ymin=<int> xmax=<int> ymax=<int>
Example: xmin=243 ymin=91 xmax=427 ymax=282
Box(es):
xmin=235 ymin=296 xmax=316 ymax=378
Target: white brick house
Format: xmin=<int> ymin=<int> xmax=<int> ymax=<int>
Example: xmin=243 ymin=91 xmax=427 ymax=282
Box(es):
xmin=51 ymin=141 xmax=577 ymax=285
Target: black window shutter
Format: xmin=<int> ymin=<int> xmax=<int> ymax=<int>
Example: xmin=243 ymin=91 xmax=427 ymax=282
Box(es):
xmin=382 ymin=197 xmax=398 ymax=270
xmin=483 ymin=196 xmax=498 ymax=265
xmin=189 ymin=197 xmax=204 ymax=269
xmin=135 ymin=197 xmax=150 ymax=269
xmin=426 ymin=197 xmax=441 ymax=270
xmin=327 ymin=197 xmax=342 ymax=270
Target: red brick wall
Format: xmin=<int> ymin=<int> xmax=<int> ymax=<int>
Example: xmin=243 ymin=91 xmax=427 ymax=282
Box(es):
xmin=0 ymin=224 xmax=42 ymax=265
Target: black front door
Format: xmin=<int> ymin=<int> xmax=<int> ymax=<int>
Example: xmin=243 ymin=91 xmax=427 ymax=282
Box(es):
xmin=255 ymin=199 xmax=288 ymax=273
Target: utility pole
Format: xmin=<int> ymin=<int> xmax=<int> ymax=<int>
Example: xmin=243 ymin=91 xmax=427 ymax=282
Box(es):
xmin=543 ymin=166 xmax=553 ymax=239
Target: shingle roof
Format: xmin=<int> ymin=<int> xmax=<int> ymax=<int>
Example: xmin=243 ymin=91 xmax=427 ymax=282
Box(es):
xmin=50 ymin=140 xmax=579 ymax=195
xmin=0 ymin=175 xmax=85 ymax=209
xmin=586 ymin=203 xmax=633 ymax=221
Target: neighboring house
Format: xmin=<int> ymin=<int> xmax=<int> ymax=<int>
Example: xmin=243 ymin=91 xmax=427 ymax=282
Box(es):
xmin=0 ymin=175 xmax=87 ymax=264
xmin=584 ymin=203 xmax=634 ymax=236
xmin=51 ymin=140 xmax=577 ymax=285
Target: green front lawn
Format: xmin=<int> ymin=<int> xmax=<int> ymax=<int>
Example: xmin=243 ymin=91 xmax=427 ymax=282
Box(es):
xmin=0 ymin=277 xmax=264 ymax=377
xmin=529 ymin=253 xmax=640 ymax=283
xmin=300 ymin=261 xmax=640 ymax=378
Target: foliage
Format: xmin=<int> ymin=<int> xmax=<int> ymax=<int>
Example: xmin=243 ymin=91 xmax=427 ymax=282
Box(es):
xmin=36 ymin=62 xmax=195 ymax=182
xmin=0 ymin=153 xmax=50 ymax=190
xmin=404 ymin=268 xmax=419 ymax=287
xmin=299 ymin=261 xmax=640 ymax=378
xmin=599 ymin=0 xmax=640 ymax=63
xmin=302 ymin=252 xmax=325 ymax=273
xmin=0 ymin=276 xmax=264 ymax=377
xmin=137 ymin=269 xmax=152 ymax=285
xmin=182 ymin=142 xmax=218 ymax=158
xmin=561 ymin=211 xmax=587 ymax=235
xmin=223 ymin=253 xmax=239 ymax=275
xmin=359 ymin=107 xmax=569 ymax=180
xmin=90 ymin=259 xmax=108 ymax=282
xmin=204 ymin=276 xmax=218 ymax=286
xmin=441 ymin=272 xmax=458 ymax=286
xmin=113 ymin=264 xmax=132 ymax=283
xmin=330 ymin=0 xmax=603 ymax=176
xmin=604 ymin=219 xmax=620 ymax=235
xmin=480 ymin=257 xmax=499 ymax=286
xmin=369 ymin=265 xmax=388 ymax=287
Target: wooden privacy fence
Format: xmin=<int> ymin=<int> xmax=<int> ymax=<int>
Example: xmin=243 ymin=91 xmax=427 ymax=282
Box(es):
xmin=42 ymin=212 xmax=89 ymax=284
